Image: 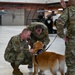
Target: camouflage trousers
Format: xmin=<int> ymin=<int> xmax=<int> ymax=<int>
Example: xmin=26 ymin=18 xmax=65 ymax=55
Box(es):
xmin=65 ymin=71 xmax=75 ymax=75
xmin=15 ymin=51 xmax=33 ymax=66
xmin=65 ymin=39 xmax=75 ymax=75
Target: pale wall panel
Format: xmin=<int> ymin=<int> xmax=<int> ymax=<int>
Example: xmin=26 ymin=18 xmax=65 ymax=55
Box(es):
xmin=2 ymin=9 xmax=24 ymax=26
xmin=0 ymin=0 xmax=68 ymax=3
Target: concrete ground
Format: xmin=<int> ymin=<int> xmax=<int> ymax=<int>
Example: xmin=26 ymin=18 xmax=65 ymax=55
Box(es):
xmin=0 ymin=26 xmax=67 ymax=75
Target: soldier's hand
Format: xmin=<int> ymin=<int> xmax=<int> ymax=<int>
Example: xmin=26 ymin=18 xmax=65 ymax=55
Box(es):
xmin=27 ymin=38 xmax=31 ymax=45
xmin=42 ymin=44 xmax=46 ymax=48
xmin=29 ymin=49 xmax=33 ymax=53
xmin=64 ymin=36 xmax=68 ymax=42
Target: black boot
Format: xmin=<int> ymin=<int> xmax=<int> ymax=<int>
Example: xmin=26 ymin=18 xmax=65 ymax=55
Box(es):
xmin=11 ymin=63 xmax=23 ymax=75
xmin=28 ymin=65 xmax=33 ymax=68
xmin=28 ymin=63 xmax=33 ymax=68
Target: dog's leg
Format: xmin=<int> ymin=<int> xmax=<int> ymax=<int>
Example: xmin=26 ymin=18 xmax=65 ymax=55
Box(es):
xmin=59 ymin=59 xmax=65 ymax=75
xmin=50 ymin=71 xmax=57 ymax=75
xmin=49 ymin=66 xmax=57 ymax=75
xmin=49 ymin=59 xmax=59 ymax=75
xmin=59 ymin=66 xmax=65 ymax=75
xmin=32 ymin=63 xmax=38 ymax=75
xmin=60 ymin=71 xmax=65 ymax=75
xmin=38 ymin=70 xmax=44 ymax=75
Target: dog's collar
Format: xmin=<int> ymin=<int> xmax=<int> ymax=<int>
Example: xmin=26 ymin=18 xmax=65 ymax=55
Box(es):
xmin=34 ymin=49 xmax=44 ymax=56
xmin=34 ymin=49 xmax=44 ymax=64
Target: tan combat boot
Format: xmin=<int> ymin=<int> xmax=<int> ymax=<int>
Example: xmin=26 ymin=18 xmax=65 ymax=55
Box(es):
xmin=11 ymin=63 xmax=23 ymax=75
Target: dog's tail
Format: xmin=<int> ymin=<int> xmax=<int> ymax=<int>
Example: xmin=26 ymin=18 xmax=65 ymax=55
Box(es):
xmin=59 ymin=56 xmax=66 ymax=74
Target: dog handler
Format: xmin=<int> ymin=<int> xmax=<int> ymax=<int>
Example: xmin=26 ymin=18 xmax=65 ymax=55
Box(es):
xmin=4 ymin=28 xmax=32 ymax=75
xmin=28 ymin=22 xmax=50 ymax=49
xmin=56 ymin=0 xmax=75 ymax=75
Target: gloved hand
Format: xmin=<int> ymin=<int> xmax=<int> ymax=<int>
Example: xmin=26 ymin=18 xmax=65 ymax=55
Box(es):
xmin=64 ymin=36 xmax=68 ymax=42
xmin=29 ymin=49 xmax=33 ymax=53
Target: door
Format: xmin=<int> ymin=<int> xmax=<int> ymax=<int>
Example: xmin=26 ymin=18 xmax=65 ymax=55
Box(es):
xmin=0 ymin=15 xmax=2 ymax=25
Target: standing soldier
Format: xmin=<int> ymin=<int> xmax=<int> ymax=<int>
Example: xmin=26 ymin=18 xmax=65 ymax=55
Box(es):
xmin=56 ymin=0 xmax=75 ymax=75
xmin=4 ymin=28 xmax=32 ymax=75
xmin=28 ymin=22 xmax=50 ymax=50
xmin=60 ymin=0 xmax=66 ymax=9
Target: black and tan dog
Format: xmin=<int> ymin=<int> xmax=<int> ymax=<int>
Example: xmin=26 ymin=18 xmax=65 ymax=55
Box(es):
xmin=32 ymin=41 xmax=65 ymax=75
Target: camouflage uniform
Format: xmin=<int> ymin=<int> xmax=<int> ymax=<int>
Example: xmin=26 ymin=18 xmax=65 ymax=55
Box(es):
xmin=28 ymin=22 xmax=50 ymax=48
xmin=4 ymin=34 xmax=32 ymax=66
xmin=56 ymin=5 xmax=75 ymax=75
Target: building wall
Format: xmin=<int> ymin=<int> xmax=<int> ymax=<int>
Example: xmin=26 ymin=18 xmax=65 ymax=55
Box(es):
xmin=24 ymin=9 xmax=39 ymax=25
xmin=1 ymin=9 xmax=40 ymax=26
xmin=1 ymin=8 xmax=61 ymax=26
xmin=2 ymin=9 xmax=24 ymax=26
xmin=0 ymin=0 xmax=68 ymax=3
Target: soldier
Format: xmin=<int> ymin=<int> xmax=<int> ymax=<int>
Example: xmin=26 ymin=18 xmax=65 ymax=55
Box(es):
xmin=4 ymin=28 xmax=32 ymax=75
xmin=28 ymin=22 xmax=50 ymax=50
xmin=45 ymin=16 xmax=53 ymax=34
xmin=56 ymin=0 xmax=75 ymax=75
xmin=60 ymin=0 xmax=66 ymax=9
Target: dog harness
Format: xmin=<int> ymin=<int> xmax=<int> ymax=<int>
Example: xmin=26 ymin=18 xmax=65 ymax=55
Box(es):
xmin=34 ymin=49 xmax=44 ymax=64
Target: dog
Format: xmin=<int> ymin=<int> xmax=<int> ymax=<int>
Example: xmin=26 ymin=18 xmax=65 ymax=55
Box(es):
xmin=32 ymin=41 xmax=65 ymax=75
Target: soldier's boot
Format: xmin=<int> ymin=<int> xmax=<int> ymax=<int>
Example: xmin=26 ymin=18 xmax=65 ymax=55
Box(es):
xmin=65 ymin=72 xmax=69 ymax=75
xmin=65 ymin=71 xmax=75 ymax=75
xmin=68 ymin=71 xmax=75 ymax=75
xmin=11 ymin=63 xmax=23 ymax=75
xmin=28 ymin=63 xmax=33 ymax=68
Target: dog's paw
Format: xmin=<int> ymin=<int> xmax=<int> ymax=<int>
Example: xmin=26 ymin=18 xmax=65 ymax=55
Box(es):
xmin=38 ymin=71 xmax=45 ymax=75
xmin=32 ymin=73 xmax=38 ymax=75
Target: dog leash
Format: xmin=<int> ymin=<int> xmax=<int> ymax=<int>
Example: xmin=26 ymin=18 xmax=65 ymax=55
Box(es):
xmin=45 ymin=34 xmax=57 ymax=50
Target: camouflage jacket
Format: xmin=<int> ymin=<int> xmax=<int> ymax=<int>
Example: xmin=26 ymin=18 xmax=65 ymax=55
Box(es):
xmin=4 ymin=34 xmax=29 ymax=63
xmin=56 ymin=5 xmax=75 ymax=71
xmin=28 ymin=22 xmax=50 ymax=47
xmin=56 ymin=5 xmax=75 ymax=39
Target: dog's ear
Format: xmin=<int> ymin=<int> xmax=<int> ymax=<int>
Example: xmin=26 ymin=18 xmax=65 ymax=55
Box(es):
xmin=32 ymin=41 xmax=43 ymax=54
xmin=33 ymin=41 xmax=43 ymax=49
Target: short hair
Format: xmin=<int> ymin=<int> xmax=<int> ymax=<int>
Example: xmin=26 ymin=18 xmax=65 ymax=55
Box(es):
xmin=22 ymin=28 xmax=31 ymax=32
xmin=35 ymin=25 xmax=44 ymax=29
